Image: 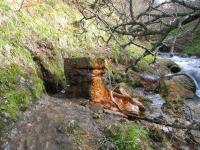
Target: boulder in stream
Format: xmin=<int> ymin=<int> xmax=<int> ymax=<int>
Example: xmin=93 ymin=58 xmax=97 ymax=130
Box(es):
xmin=160 ymin=75 xmax=196 ymax=116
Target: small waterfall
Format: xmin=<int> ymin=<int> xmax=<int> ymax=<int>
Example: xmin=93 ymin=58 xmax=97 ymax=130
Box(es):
xmin=166 ymin=55 xmax=200 ymax=97
xmin=186 ymin=73 xmax=200 ymax=97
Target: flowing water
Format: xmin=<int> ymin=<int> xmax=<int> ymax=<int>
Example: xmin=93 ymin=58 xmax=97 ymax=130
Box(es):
xmin=143 ymin=54 xmax=200 ymax=121
xmin=144 ymin=94 xmax=165 ymax=119
xmin=161 ymin=54 xmax=200 ymax=98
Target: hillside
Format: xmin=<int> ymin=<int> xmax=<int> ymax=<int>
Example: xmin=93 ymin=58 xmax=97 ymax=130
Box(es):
xmin=0 ymin=0 xmax=108 ymax=133
xmin=0 ymin=0 xmax=200 ymax=149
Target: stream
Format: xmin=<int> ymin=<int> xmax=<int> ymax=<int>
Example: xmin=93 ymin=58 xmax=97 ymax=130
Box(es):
xmin=1 ymin=54 xmax=200 ymax=149
xmin=144 ymin=53 xmax=200 ymax=124
xmin=161 ymin=53 xmax=200 ymax=98
xmin=167 ymin=54 xmax=200 ymax=124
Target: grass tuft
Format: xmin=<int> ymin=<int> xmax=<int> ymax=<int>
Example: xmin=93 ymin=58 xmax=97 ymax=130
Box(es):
xmin=104 ymin=123 xmax=151 ymax=150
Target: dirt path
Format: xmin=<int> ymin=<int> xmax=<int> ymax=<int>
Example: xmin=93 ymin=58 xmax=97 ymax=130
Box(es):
xmin=1 ymin=96 xmax=122 ymax=150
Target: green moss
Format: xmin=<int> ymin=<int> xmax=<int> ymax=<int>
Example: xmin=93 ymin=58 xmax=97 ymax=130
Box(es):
xmin=0 ymin=63 xmax=43 ymax=103
xmin=111 ymin=46 xmax=124 ymax=62
xmin=168 ymin=28 xmax=179 ymax=36
xmin=104 ymin=123 xmax=151 ymax=150
xmin=31 ymin=75 xmax=44 ymax=98
xmin=0 ymin=89 xmax=30 ymax=116
xmin=125 ymin=45 xmax=157 ymax=73
xmin=0 ymin=0 xmax=10 ymax=13
xmin=1 ymin=0 xmax=113 ymax=86
xmin=127 ymin=45 xmax=154 ymax=63
xmin=0 ymin=89 xmax=31 ymax=135
xmin=0 ymin=64 xmax=44 ymax=135
xmin=0 ymin=64 xmax=23 ymax=86
xmin=184 ymin=30 xmax=200 ymax=56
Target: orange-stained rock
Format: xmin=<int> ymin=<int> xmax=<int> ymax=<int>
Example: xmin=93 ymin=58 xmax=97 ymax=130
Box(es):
xmin=64 ymin=57 xmax=143 ymax=116
xmin=159 ymin=75 xmax=195 ymax=116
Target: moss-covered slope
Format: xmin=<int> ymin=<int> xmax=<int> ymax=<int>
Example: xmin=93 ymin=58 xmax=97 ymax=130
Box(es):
xmin=0 ymin=0 xmax=155 ymax=137
xmin=0 ymin=0 xmax=108 ymax=134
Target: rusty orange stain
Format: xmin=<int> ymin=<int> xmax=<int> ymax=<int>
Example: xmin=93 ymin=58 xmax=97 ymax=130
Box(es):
xmin=64 ymin=57 xmax=143 ymax=117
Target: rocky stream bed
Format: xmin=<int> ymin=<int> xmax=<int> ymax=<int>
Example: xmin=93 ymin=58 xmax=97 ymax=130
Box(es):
xmin=1 ymin=55 xmax=200 ymax=150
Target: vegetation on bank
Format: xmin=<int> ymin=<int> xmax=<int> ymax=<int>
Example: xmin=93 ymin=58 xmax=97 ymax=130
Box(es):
xmin=103 ymin=123 xmax=151 ymax=150
xmin=184 ymin=29 xmax=200 ymax=56
xmin=0 ymin=0 xmax=112 ymax=132
xmin=0 ymin=1 xmax=199 ymax=149
xmin=0 ymin=63 xmax=44 ymax=134
xmin=0 ymin=0 xmax=157 ymax=143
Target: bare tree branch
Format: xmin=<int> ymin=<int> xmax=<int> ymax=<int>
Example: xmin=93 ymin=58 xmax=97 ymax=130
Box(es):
xmin=76 ymin=0 xmax=200 ymax=67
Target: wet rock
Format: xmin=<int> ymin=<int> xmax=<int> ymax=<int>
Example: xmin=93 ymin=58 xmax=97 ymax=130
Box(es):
xmin=163 ymin=31 xmax=197 ymax=54
xmin=64 ymin=57 xmax=144 ymax=116
xmin=190 ymin=130 xmax=200 ymax=144
xmin=162 ymin=75 xmax=196 ymax=99
xmin=115 ymin=82 xmax=145 ymax=111
xmin=160 ymin=75 xmax=195 ymax=116
xmin=186 ymin=101 xmax=200 ymax=122
xmin=156 ymin=58 xmax=181 ymax=74
xmin=127 ymin=70 xmax=159 ymax=91
xmin=138 ymin=73 xmax=159 ymax=91
xmin=158 ymin=44 xmax=170 ymax=53
xmin=170 ymin=64 xmax=181 ymax=73
xmin=64 ymin=57 xmax=107 ymax=98
xmin=144 ymin=94 xmax=165 ymax=120
xmin=159 ymin=76 xmax=169 ymax=97
xmin=115 ymin=82 xmax=134 ymax=97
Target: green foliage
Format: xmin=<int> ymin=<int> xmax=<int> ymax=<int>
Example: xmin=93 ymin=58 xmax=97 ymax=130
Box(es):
xmin=126 ymin=45 xmax=155 ymax=73
xmin=30 ymin=75 xmax=44 ymax=98
xmin=1 ymin=0 xmax=111 ymax=83
xmin=0 ymin=64 xmax=44 ymax=135
xmin=107 ymin=64 xmax=114 ymax=77
xmin=127 ymin=45 xmax=154 ymax=63
xmin=0 ymin=0 xmax=109 ymax=136
xmin=0 ymin=0 xmax=10 ymax=13
xmin=184 ymin=29 xmax=200 ymax=56
xmin=0 ymin=64 xmax=23 ymax=87
xmin=0 ymin=89 xmax=30 ymax=135
xmin=0 ymin=89 xmax=30 ymax=116
xmin=104 ymin=123 xmax=151 ymax=150
xmin=112 ymin=46 xmax=124 ymax=62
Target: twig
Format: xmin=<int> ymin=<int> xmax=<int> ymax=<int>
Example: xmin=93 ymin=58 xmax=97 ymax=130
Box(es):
xmin=128 ymin=115 xmax=200 ymax=131
xmin=17 ymin=0 xmax=25 ymax=11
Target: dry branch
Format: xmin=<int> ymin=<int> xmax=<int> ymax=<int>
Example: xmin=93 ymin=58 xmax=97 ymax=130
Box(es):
xmin=76 ymin=0 xmax=200 ymax=67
